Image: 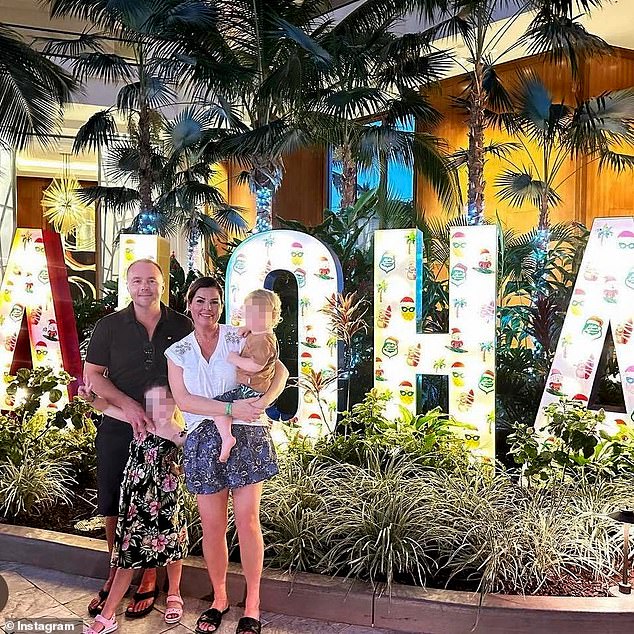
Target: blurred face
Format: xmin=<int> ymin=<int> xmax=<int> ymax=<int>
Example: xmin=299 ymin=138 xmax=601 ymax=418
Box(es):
xmin=127 ymin=261 xmax=164 ymax=308
xmin=145 ymin=385 xmax=176 ymax=422
xmin=244 ymin=299 xmax=275 ymax=332
xmin=188 ymin=286 xmax=222 ymax=329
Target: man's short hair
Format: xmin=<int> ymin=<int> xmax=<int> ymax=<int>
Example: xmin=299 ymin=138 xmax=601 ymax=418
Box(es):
xmin=127 ymin=258 xmax=164 ymax=279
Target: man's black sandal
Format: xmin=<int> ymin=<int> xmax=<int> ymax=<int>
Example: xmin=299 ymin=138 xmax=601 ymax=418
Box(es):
xmin=195 ymin=606 xmax=230 ymax=633
xmin=87 ymin=588 xmax=109 ymax=617
xmin=236 ymin=616 xmax=262 ymax=634
xmin=124 ymin=587 xmax=159 ymax=618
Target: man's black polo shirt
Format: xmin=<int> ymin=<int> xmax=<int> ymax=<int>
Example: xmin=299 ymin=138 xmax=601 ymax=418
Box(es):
xmin=86 ymin=302 xmax=193 ymax=406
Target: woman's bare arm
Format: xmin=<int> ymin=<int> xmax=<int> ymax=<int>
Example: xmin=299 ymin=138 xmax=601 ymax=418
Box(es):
xmin=167 ymin=359 xmax=264 ymax=421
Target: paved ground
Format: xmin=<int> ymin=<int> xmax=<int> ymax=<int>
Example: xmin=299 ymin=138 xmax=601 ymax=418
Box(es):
xmin=0 ymin=561 xmax=398 ymax=633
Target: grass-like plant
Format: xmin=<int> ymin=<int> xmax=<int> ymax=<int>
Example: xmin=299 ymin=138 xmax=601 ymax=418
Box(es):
xmin=0 ymin=452 xmax=74 ymax=517
xmin=260 ymin=455 xmax=327 ymax=574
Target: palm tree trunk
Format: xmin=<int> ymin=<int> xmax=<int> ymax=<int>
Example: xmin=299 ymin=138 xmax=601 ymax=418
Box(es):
xmin=254 ymin=183 xmax=274 ymax=233
xmin=137 ymin=100 xmax=156 ymax=234
xmin=340 ymin=143 xmax=357 ymax=209
xmin=467 ymin=62 xmax=486 ymax=225
xmin=535 ymin=189 xmax=550 ymax=287
xmin=187 ymin=228 xmax=200 ymax=272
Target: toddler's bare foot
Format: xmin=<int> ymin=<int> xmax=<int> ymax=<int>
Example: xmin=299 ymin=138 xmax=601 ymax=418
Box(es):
xmin=219 ymin=435 xmax=236 ymax=463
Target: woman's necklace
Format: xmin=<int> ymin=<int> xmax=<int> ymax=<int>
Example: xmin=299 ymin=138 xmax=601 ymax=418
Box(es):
xmin=195 ymin=327 xmax=220 ymax=347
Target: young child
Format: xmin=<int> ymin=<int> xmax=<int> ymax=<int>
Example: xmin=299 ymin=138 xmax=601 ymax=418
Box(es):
xmin=214 ymin=288 xmax=281 ymax=462
xmin=79 ymin=377 xmax=188 ymax=633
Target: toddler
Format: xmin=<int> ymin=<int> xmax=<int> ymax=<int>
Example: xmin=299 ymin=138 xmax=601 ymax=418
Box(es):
xmin=214 ymin=288 xmax=281 ymax=462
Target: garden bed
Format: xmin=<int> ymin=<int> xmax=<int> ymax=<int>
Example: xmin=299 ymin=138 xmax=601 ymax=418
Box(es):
xmin=1 ymin=524 xmax=633 ymax=634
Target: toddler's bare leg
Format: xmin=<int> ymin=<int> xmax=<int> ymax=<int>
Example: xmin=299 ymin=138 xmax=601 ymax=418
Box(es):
xmin=215 ymin=415 xmax=236 ymax=463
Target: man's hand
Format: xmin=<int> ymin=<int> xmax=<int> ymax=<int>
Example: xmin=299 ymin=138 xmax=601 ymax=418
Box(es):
xmin=232 ymin=397 xmax=265 ymax=422
xmin=121 ymin=399 xmax=152 ymax=441
xmin=77 ymin=384 xmax=95 ymax=403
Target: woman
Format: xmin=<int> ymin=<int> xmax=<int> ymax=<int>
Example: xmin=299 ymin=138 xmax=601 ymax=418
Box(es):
xmin=166 ymin=277 xmax=288 ymax=634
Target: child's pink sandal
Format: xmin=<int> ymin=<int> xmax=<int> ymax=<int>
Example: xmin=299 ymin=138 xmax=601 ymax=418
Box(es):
xmin=83 ymin=613 xmax=118 ymax=634
xmin=165 ymin=594 xmax=184 ymax=624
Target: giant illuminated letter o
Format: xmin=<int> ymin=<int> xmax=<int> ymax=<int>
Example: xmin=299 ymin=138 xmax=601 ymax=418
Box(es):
xmin=225 ymin=230 xmax=343 ymax=437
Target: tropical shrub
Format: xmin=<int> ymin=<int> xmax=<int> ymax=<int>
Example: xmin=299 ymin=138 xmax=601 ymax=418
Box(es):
xmin=293 ymin=389 xmax=470 ymax=473
xmin=253 ymin=447 xmax=629 ymax=595
xmin=508 ymin=398 xmax=634 ymax=484
xmin=0 ymin=367 xmax=95 ymax=519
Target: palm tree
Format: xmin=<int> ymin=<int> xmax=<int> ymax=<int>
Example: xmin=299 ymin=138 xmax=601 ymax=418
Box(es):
xmin=424 ymin=0 xmax=610 ymax=224
xmin=299 ymin=297 xmax=311 ymax=318
xmin=317 ymin=1 xmax=457 ymax=211
xmin=44 ymin=0 xmax=234 ymax=233
xmin=199 ymin=0 xmax=458 ymax=231
xmin=453 ymin=297 xmax=466 ymax=317
xmin=192 ymin=0 xmax=335 ymax=233
xmin=80 ymin=106 xmax=248 ymax=267
xmin=0 ymin=23 xmax=75 ymax=149
xmin=493 ymin=74 xmax=634 ymax=265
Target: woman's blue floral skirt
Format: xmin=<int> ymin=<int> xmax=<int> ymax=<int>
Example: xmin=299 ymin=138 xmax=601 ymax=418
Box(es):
xmin=183 ymin=421 xmax=278 ymax=495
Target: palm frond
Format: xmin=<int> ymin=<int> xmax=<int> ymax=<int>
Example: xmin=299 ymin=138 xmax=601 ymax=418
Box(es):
xmin=211 ymin=203 xmax=249 ymax=235
xmin=597 ymin=150 xmax=634 ymax=172
xmin=40 ymin=31 xmax=105 ymax=57
xmin=482 ymin=65 xmax=513 ymax=112
xmin=524 ymin=8 xmax=611 ymax=77
xmin=116 ymin=77 xmax=175 ymax=113
xmin=451 ymin=141 xmax=521 ymax=168
xmin=383 ymin=89 xmax=441 ymax=128
xmin=319 ymin=87 xmax=388 ymax=119
xmin=71 ymin=52 xmax=134 ymax=83
xmin=495 ymin=169 xmax=561 ymax=208
xmin=272 ymin=16 xmax=331 ymax=67
xmin=0 ymin=24 xmax=75 ymax=148
xmin=568 ymin=88 xmax=634 ymax=155
xmin=377 ymin=49 xmax=453 ymax=91
xmin=77 ymin=185 xmax=140 ymax=212
xmin=72 ymin=109 xmax=117 ymax=153
xmin=147 ymin=0 xmax=219 ymax=33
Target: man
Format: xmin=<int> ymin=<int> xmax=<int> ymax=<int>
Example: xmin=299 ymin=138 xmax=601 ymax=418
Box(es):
xmin=84 ymin=259 xmax=192 ymax=618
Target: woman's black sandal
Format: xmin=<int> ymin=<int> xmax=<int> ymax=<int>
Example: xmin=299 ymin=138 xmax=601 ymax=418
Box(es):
xmin=236 ymin=616 xmax=262 ymax=634
xmin=195 ymin=606 xmax=230 ymax=633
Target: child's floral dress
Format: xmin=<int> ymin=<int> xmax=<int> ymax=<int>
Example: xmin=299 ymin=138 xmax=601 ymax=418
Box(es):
xmin=111 ymin=435 xmax=188 ymax=569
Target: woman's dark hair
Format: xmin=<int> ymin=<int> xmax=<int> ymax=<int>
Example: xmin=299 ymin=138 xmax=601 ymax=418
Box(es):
xmin=186 ymin=276 xmax=224 ymax=305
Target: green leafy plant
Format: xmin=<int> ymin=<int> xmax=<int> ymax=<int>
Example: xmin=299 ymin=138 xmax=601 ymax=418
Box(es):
xmin=508 ymin=398 xmax=634 ymax=483
xmin=0 ymin=367 xmax=95 ymax=519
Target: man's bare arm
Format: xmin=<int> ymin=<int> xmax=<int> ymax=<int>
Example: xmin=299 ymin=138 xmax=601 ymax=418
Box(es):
xmin=84 ymin=362 xmax=152 ymax=432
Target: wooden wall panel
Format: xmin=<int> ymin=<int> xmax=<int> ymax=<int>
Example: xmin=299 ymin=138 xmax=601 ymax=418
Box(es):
xmin=17 ymin=176 xmax=96 ymax=229
xmin=584 ymin=50 xmax=634 ymax=226
xmin=274 ymin=147 xmax=327 ymax=227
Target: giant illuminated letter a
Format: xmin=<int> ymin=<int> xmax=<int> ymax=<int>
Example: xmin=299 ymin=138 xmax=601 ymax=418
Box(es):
xmin=374 ymin=227 xmax=497 ymax=460
xmin=538 ymin=217 xmax=634 ymax=429
xmin=225 ymin=230 xmax=343 ymax=437
xmin=0 ymin=229 xmax=81 ymax=408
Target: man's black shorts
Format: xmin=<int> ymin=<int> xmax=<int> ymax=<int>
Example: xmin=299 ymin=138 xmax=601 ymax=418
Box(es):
xmin=95 ymin=415 xmax=133 ymax=517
